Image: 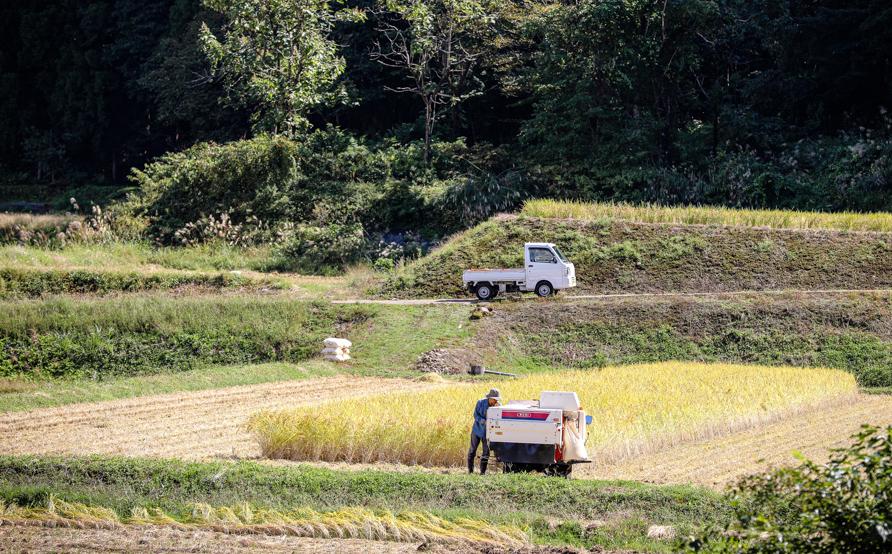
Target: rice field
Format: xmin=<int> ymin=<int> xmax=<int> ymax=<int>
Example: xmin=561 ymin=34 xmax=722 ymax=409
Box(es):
xmin=523 ymin=199 xmax=892 ymax=233
xmin=248 ymin=362 xmax=857 ymax=467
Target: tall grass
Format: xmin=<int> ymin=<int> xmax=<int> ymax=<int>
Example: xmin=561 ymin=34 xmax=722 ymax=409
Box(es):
xmin=523 ymin=199 xmax=892 ymax=232
xmin=249 ymin=362 xmax=857 ymax=466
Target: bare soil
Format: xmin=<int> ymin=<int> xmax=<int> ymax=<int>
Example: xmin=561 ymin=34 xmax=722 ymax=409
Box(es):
xmin=415 ymin=348 xmax=482 ymax=374
xmin=580 ymin=394 xmax=892 ymax=488
xmin=0 ymin=377 xmax=446 ymax=459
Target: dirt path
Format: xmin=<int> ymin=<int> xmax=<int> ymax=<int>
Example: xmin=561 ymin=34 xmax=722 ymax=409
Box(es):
xmin=0 ymin=377 xmax=445 ymax=460
xmin=335 ymin=287 xmax=892 ymax=305
xmin=579 ymin=394 xmax=892 ymax=488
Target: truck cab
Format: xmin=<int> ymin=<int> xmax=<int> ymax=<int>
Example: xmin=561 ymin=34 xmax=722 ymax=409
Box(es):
xmin=462 ymin=242 xmax=576 ymax=300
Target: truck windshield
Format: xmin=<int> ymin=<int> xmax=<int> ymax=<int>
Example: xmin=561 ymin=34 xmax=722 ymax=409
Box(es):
xmin=552 ymin=246 xmax=568 ymax=263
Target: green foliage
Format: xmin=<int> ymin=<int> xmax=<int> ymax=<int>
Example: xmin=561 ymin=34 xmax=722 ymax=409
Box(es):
xmin=3 ymin=0 xmax=892 ymax=217
xmin=275 ymin=223 xmax=367 ymax=274
xmin=124 ymin=130 xmax=498 ymax=255
xmin=520 ymin=1 xmax=892 ymax=211
xmin=200 ymin=0 xmax=361 ymax=135
xmin=685 ymin=425 xmax=892 ymax=553
xmin=374 ymin=0 xmax=500 ymax=161
xmin=0 ymin=297 xmax=370 ymax=379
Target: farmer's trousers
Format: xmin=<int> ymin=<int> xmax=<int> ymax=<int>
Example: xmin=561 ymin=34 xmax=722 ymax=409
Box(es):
xmin=467 ymin=433 xmax=490 ymax=474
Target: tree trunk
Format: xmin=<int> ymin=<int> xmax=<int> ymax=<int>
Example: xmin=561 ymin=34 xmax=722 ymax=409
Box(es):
xmin=424 ymin=100 xmax=433 ymax=164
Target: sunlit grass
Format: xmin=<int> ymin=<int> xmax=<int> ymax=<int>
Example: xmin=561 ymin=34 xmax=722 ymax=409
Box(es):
xmin=249 ymin=362 xmax=857 ymax=466
xmin=523 ymin=199 xmax=892 ymax=232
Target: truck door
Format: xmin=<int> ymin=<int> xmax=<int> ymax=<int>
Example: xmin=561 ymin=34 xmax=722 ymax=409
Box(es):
xmin=525 ymin=246 xmax=558 ymax=290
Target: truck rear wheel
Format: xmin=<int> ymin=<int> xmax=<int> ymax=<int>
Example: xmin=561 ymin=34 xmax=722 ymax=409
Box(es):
xmin=535 ymin=281 xmax=554 ymax=297
xmin=475 ymin=283 xmax=496 ymax=301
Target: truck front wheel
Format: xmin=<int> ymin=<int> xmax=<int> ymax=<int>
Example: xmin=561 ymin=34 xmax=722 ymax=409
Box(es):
xmin=475 ymin=283 xmax=497 ymax=301
xmin=535 ymin=281 xmax=554 ymax=297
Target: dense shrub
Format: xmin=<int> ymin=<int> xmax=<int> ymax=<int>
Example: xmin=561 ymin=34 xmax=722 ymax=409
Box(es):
xmin=685 ymin=425 xmax=892 ymax=553
xmin=274 ymin=223 xmax=367 ymax=274
xmin=125 ymin=130 xmax=486 ymax=241
xmin=527 ymin=132 xmax=892 ymax=213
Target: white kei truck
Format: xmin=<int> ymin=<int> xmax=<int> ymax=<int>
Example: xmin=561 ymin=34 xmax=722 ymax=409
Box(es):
xmin=462 ymin=242 xmax=576 ymax=300
xmin=486 ymin=391 xmax=591 ymax=477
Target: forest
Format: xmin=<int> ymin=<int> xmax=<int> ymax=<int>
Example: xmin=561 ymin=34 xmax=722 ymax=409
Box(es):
xmin=1 ymin=0 xmax=890 ymax=225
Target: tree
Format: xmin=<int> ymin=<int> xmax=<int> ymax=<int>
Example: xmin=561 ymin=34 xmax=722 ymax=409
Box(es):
xmin=686 ymin=425 xmax=892 ymax=553
xmin=199 ymin=0 xmax=361 ymax=136
xmin=372 ymin=0 xmax=498 ymax=162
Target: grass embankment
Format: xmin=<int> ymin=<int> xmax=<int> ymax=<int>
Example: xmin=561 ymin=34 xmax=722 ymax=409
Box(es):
xmin=486 ymin=292 xmax=892 ymax=387
xmin=249 ymin=362 xmax=855 ymax=467
xmin=0 ymin=456 xmax=728 ymax=551
xmin=0 ymin=296 xmax=369 ymax=380
xmin=523 ymin=199 xmax=892 ymax=232
xmin=379 ymin=215 xmax=892 ymax=298
xmin=0 ymin=300 xmax=473 ymax=411
xmin=0 ymin=242 xmax=347 ymax=297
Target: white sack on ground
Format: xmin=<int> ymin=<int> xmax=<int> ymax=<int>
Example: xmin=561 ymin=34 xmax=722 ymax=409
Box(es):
xmin=324 ymin=353 xmax=351 ymax=362
xmin=321 ymin=347 xmax=348 ymax=356
xmin=324 ymin=337 xmax=352 ymax=349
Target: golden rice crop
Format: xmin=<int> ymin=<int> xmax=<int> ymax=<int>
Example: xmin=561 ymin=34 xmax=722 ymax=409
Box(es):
xmin=249 ymin=362 xmax=857 ymax=466
xmin=0 ymin=498 xmax=526 ymax=545
xmin=522 ymin=199 xmax=892 ymax=233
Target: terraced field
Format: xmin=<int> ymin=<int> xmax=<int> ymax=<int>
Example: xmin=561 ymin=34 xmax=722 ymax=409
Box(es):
xmin=0 ymin=377 xmax=446 ymax=459
xmin=584 ymin=394 xmax=892 ymax=487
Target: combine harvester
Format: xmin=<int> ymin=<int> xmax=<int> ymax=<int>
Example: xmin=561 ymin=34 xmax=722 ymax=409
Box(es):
xmin=487 ymin=391 xmax=591 ymax=477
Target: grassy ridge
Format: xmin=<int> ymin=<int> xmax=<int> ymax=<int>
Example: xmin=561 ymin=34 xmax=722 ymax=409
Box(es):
xmin=0 ymin=296 xmax=372 ymax=379
xmin=379 ymin=215 xmax=892 ymax=298
xmin=487 ymin=293 xmax=892 ymax=387
xmin=1 ymin=241 xmax=277 ymax=272
xmin=524 ymin=199 xmax=892 ymax=232
xmin=0 ymin=242 xmax=305 ymax=297
xmin=0 ymin=455 xmax=728 ymax=551
xmin=0 ymin=267 xmax=281 ymax=297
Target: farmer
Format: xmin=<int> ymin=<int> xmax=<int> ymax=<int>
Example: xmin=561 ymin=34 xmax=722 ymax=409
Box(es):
xmin=468 ymin=388 xmax=500 ymax=474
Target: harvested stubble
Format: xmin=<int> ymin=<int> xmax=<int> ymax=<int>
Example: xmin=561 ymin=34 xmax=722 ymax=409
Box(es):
xmin=249 ymin=362 xmax=857 ymax=466
xmin=0 ymin=498 xmax=526 ymax=546
xmin=523 ymin=199 xmax=892 ymax=232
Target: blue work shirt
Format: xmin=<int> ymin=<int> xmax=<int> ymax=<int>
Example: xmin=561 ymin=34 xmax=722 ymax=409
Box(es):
xmin=472 ymin=398 xmax=490 ymax=438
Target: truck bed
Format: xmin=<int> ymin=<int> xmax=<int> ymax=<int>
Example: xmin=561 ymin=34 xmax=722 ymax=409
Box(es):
xmin=462 ymin=268 xmax=525 ymax=283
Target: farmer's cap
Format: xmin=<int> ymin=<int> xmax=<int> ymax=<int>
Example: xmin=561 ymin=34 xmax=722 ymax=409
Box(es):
xmin=486 ymin=388 xmax=501 ymax=400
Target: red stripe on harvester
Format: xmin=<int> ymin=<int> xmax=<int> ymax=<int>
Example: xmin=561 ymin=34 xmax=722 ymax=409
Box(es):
xmin=501 ymin=411 xmax=549 ymax=420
